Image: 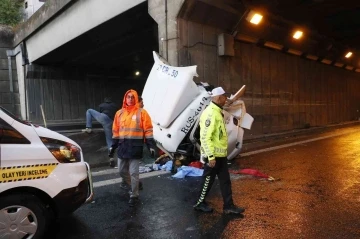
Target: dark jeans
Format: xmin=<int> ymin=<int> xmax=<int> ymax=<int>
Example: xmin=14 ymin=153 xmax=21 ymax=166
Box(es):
xmin=86 ymin=109 xmax=113 ymax=148
xmin=195 ymin=157 xmax=234 ymax=208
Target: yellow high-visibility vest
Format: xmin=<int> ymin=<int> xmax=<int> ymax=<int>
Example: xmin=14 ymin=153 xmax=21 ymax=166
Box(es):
xmin=200 ymin=102 xmax=228 ymax=160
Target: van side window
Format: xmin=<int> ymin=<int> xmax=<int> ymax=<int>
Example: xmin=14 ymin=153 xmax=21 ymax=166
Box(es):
xmin=0 ymin=118 xmax=31 ymax=144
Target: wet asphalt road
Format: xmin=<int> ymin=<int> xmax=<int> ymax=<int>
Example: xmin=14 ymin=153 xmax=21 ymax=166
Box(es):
xmin=53 ymin=125 xmax=360 ymax=239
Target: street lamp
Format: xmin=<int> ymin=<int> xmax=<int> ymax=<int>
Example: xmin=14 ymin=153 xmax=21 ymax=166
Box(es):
xmin=246 ymin=10 xmax=263 ymax=25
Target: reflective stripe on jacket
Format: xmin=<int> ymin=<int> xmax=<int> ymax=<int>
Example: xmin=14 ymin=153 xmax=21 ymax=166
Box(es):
xmin=112 ymin=89 xmax=155 ymax=159
xmin=199 ymin=102 xmax=228 ymax=160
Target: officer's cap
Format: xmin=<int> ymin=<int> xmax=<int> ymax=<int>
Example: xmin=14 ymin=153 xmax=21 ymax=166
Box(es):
xmin=210 ymin=87 xmax=226 ymax=97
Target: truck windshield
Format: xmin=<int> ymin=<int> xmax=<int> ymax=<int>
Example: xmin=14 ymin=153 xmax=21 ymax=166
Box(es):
xmin=0 ymin=106 xmax=31 ymax=126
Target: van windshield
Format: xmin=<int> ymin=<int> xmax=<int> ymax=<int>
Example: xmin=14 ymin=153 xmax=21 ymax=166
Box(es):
xmin=0 ymin=106 xmax=31 ymax=126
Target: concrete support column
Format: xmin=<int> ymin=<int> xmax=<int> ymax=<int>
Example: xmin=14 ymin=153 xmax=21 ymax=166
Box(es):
xmin=148 ymin=0 xmax=185 ymax=66
xmin=15 ymin=53 xmax=26 ymax=119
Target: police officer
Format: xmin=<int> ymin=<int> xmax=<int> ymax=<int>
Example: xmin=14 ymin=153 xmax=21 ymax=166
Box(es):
xmin=193 ymin=87 xmax=245 ymax=214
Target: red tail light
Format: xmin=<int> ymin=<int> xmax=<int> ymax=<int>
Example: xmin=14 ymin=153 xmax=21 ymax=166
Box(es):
xmin=40 ymin=137 xmax=82 ymax=163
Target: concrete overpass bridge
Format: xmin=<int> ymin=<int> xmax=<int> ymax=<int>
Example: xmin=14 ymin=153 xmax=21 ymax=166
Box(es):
xmin=1 ymin=0 xmax=360 ymax=137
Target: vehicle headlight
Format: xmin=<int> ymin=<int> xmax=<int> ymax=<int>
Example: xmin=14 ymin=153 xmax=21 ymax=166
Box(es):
xmin=41 ymin=137 xmax=82 ymax=163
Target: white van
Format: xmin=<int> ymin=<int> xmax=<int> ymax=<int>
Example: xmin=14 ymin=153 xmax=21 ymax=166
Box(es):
xmin=0 ymin=106 xmax=93 ymax=238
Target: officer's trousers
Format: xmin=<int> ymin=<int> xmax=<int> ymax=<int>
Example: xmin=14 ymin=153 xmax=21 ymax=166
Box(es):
xmin=195 ymin=157 xmax=234 ymax=208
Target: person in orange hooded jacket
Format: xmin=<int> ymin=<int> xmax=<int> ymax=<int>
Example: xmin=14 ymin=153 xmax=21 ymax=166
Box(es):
xmin=109 ymin=89 xmax=156 ymax=207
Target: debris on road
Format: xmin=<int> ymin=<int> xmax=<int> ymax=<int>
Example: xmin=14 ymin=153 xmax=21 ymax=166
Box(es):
xmin=229 ymin=168 xmax=275 ymax=181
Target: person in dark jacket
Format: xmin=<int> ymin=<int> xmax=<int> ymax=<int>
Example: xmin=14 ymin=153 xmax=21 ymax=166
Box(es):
xmin=82 ymin=97 xmax=118 ymax=167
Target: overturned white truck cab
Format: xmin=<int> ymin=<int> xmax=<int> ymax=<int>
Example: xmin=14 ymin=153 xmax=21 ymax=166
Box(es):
xmin=142 ymin=52 xmax=254 ymax=161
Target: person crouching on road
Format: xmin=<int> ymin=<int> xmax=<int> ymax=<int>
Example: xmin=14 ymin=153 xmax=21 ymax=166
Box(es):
xmin=82 ymin=97 xmax=118 ymax=168
xmin=109 ymin=90 xmax=156 ymax=207
xmin=193 ymin=87 xmax=245 ymax=215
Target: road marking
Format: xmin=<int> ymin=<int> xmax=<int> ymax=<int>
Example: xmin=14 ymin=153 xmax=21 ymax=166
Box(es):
xmin=92 ymin=168 xmax=118 ymax=176
xmin=240 ymin=130 xmax=352 ymax=157
xmin=92 ymin=166 xmax=164 ymax=177
xmin=93 ymin=170 xmax=170 ymax=188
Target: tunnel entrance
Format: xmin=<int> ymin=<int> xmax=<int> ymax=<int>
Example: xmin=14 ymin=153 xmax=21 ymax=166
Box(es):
xmin=26 ymin=2 xmax=158 ymax=127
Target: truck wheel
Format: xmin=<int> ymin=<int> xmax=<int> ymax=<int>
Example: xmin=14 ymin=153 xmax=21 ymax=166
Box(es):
xmin=0 ymin=193 xmax=53 ymax=239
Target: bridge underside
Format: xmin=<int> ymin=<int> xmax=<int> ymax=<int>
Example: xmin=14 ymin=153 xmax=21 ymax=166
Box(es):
xmin=26 ymin=2 xmax=159 ymax=125
xmin=34 ymin=2 xmax=158 ymax=77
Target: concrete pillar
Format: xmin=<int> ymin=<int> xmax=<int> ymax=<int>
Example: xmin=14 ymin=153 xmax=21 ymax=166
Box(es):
xmin=15 ymin=53 xmax=26 ymax=119
xmin=148 ymin=0 xmax=185 ymax=66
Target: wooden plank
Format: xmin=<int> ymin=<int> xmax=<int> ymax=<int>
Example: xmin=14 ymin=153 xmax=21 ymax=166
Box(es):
xmin=320 ymin=65 xmax=327 ymax=125
xmin=346 ymin=73 xmax=352 ymax=121
xmin=332 ymin=69 xmax=340 ymax=123
xmin=52 ymin=68 xmax=63 ymax=120
xmin=217 ymin=56 xmax=225 ymax=88
xmin=105 ymin=76 xmax=122 ymax=107
xmin=321 ymin=66 xmax=327 ymax=125
xmin=321 ymin=66 xmax=329 ymax=125
xmin=93 ymin=75 xmax=104 ymax=110
xmin=339 ymin=71 xmax=347 ymax=123
xmin=77 ymin=71 xmax=87 ymax=121
xmin=318 ymin=63 xmax=324 ymax=125
xmin=32 ymin=67 xmax=43 ymax=123
xmin=68 ymin=72 xmax=80 ymax=119
xmin=285 ymin=54 xmax=294 ymax=130
xmin=60 ymin=77 xmax=71 ymax=120
xmin=250 ymin=44 xmax=262 ymax=135
xmin=344 ymin=72 xmax=352 ymax=122
xmin=250 ymin=44 xmax=262 ymax=110
xmin=260 ymin=47 xmax=271 ymax=134
xmin=238 ymin=42 xmax=252 ymax=108
xmin=310 ymin=61 xmax=317 ymax=126
xmin=356 ymin=76 xmax=360 ymax=120
xmin=302 ymin=59 xmax=311 ymax=126
xmin=269 ymin=50 xmax=279 ymax=132
xmin=27 ymin=67 xmax=36 ymax=122
xmin=26 ymin=77 xmax=34 ymax=122
xmin=350 ymin=75 xmax=359 ymax=120
xmin=230 ymin=41 xmax=243 ymax=92
xmin=314 ymin=64 xmax=321 ymax=126
xmin=346 ymin=76 xmax=352 ymax=120
xmin=297 ymin=58 xmax=306 ymax=127
xmin=86 ymin=75 xmax=95 ymax=109
xmin=340 ymin=72 xmax=345 ymax=122
xmin=292 ymin=56 xmax=300 ymax=128
xmin=237 ymin=42 xmax=254 ymax=134
xmin=203 ymin=45 xmax=217 ymax=86
xmin=308 ymin=61 xmax=316 ymax=126
xmin=42 ymin=73 xmax=54 ymax=121
xmin=329 ymin=69 xmax=336 ymax=124
xmin=203 ymin=25 xmax=217 ymax=86
xmin=178 ymin=18 xmax=189 ymax=67
xmin=322 ymin=66 xmax=328 ymax=125
xmin=277 ymin=52 xmax=288 ymax=131
xmin=187 ymin=22 xmax=204 ymax=83
xmin=223 ymin=58 xmax=231 ymax=92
